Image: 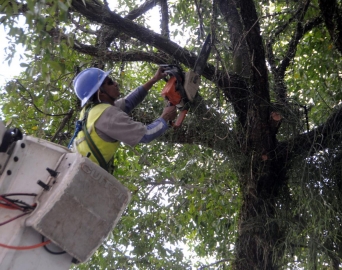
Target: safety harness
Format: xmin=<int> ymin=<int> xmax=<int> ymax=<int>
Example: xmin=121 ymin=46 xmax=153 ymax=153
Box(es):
xmin=68 ymin=104 xmax=114 ymax=172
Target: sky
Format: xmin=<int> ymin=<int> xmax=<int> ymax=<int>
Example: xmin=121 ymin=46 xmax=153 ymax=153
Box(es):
xmin=0 ymin=25 xmax=25 ymax=87
xmin=0 ymin=23 xmax=27 ymax=120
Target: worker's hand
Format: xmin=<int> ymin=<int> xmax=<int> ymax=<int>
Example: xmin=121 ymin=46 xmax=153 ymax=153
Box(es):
xmin=161 ymin=105 xmax=177 ymax=122
xmin=143 ymin=66 xmax=168 ymax=91
xmin=151 ymin=66 xmax=168 ymax=83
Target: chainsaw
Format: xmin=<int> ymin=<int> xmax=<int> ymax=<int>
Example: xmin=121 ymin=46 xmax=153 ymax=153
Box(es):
xmin=160 ymin=34 xmax=212 ymax=128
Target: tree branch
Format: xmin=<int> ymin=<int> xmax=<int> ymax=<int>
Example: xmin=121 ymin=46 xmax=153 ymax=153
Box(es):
xmin=50 ymin=109 xmax=74 ymax=143
xmin=281 ymin=106 xmax=342 ymax=159
xmin=74 ymin=40 xmax=170 ymax=63
xmin=95 ymin=0 xmax=161 ymax=48
xmin=198 ymin=258 xmax=232 ymax=270
xmin=71 ymin=0 xmax=199 ymax=68
xmin=276 ymin=1 xmax=311 ymax=78
xmin=194 ymin=0 xmax=204 ymax=38
xmin=266 ymin=5 xmax=309 ymax=71
xmin=319 ymin=0 xmax=342 ymax=55
xmin=160 ymin=0 xmax=170 ymax=38
xmin=15 ymin=80 xmax=71 ymax=117
xmin=267 ymin=0 xmax=322 ymax=104
xmin=160 ymin=95 xmax=238 ymax=153
xmin=219 ymin=0 xmax=251 ymax=77
xmin=145 ymin=177 xmax=207 ymax=191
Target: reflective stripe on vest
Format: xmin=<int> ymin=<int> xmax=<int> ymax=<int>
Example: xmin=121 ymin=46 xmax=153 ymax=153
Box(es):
xmin=76 ymin=104 xmax=120 ymax=166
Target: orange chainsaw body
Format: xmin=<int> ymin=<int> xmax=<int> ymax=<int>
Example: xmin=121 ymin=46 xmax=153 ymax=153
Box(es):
xmin=161 ymin=76 xmax=182 ymax=106
xmin=161 ymin=75 xmax=188 ymax=128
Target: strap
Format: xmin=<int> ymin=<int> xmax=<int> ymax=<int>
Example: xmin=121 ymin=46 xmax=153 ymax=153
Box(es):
xmin=82 ymin=107 xmax=109 ymax=171
xmin=67 ymin=120 xmax=83 ymax=149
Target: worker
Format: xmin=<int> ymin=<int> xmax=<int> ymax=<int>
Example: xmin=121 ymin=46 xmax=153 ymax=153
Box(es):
xmin=70 ymin=66 xmax=177 ymax=173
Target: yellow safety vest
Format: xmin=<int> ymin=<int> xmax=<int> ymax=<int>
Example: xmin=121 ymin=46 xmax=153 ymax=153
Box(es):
xmin=76 ymin=104 xmax=120 ymax=170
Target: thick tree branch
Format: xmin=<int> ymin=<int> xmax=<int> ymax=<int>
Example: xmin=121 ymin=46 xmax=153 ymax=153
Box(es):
xmin=219 ymin=0 xmax=251 ymax=78
xmin=238 ymin=0 xmax=269 ymax=88
xmin=160 ymin=0 xmax=170 ymax=38
xmin=71 ymin=0 xmax=199 ymax=69
xmin=74 ymin=40 xmax=170 ymax=63
xmin=95 ymin=0 xmax=161 ymax=48
xmin=319 ymin=0 xmax=342 ymax=55
xmin=281 ymin=106 xmax=342 ymax=159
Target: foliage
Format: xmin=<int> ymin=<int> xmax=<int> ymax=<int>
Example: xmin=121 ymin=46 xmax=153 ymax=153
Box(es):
xmin=1 ymin=0 xmax=342 ymax=269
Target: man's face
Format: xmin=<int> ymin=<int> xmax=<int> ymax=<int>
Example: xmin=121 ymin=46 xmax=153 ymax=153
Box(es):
xmin=102 ymin=77 xmax=120 ymax=99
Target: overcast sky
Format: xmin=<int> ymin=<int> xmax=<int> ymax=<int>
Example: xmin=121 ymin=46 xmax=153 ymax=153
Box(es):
xmin=0 ymin=20 xmax=26 ymax=86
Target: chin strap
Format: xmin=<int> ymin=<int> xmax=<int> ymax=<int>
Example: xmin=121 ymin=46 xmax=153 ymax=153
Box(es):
xmin=100 ymin=87 xmax=116 ymax=103
xmin=104 ymin=91 xmax=116 ymax=103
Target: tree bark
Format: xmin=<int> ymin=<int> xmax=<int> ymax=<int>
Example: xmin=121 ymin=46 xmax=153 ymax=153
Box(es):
xmin=319 ymin=0 xmax=342 ymax=55
xmin=224 ymin=1 xmax=286 ymax=269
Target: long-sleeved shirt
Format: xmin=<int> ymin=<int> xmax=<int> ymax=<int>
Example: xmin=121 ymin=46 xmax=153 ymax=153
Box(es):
xmin=95 ymin=86 xmax=168 ymax=146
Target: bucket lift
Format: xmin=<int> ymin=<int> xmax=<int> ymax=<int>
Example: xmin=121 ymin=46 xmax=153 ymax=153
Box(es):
xmin=0 ymin=121 xmax=131 ymax=269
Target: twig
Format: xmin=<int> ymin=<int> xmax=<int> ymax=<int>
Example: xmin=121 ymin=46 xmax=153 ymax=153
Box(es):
xmin=145 ymin=177 xmax=207 ymax=191
xmin=197 ymin=258 xmax=232 ymax=270
xmin=15 ymin=80 xmax=72 ymax=117
xmin=50 ymin=108 xmax=74 ymax=142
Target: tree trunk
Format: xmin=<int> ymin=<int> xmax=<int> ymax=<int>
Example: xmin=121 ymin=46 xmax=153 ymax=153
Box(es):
xmin=234 ymin=151 xmax=287 ymax=269
xmin=220 ymin=1 xmax=286 ymax=269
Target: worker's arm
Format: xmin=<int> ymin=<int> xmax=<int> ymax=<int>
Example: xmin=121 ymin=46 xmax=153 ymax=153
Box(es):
xmin=142 ymin=66 xmax=167 ymax=91
xmin=122 ymin=67 xmax=167 ymax=113
xmin=95 ymin=106 xmax=177 ymax=146
xmin=123 ymin=86 xmax=148 ymax=114
xmin=138 ymin=118 xmax=168 ymax=143
xmin=139 ymin=106 xmax=177 ymax=143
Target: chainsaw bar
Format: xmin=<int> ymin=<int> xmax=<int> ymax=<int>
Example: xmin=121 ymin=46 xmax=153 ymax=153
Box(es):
xmin=183 ymin=34 xmax=212 ymax=102
xmin=193 ymin=34 xmax=212 ymax=75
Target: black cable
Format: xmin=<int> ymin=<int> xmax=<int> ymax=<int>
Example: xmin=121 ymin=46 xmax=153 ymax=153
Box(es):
xmin=41 ymin=235 xmax=66 ymax=255
xmin=3 ymin=197 xmax=35 ymax=211
xmin=1 ymin=193 xmax=37 ymax=197
xmin=1 ymin=194 xmax=36 ymax=211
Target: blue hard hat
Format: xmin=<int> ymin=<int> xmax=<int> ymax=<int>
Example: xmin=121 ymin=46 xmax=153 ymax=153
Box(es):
xmin=73 ymin=68 xmax=111 ymax=107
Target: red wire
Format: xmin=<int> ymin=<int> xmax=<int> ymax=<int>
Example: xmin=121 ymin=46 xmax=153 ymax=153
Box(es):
xmin=0 ymin=240 xmax=51 ymax=250
xmin=0 ymin=212 xmax=30 ymax=226
xmin=0 ymin=203 xmax=18 ymax=210
xmin=0 ymin=193 xmax=52 ymax=251
xmin=0 ymin=196 xmax=23 ymax=211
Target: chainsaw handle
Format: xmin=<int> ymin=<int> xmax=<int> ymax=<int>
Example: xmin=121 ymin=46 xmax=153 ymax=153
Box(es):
xmin=172 ymin=110 xmax=188 ymax=128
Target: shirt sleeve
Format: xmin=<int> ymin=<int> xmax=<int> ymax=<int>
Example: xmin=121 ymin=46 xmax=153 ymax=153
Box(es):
xmin=123 ymin=86 xmax=148 ymax=114
xmin=95 ymin=106 xmax=147 ymax=147
xmin=95 ymin=106 xmax=169 ymax=147
xmin=139 ymin=118 xmax=169 ymax=143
